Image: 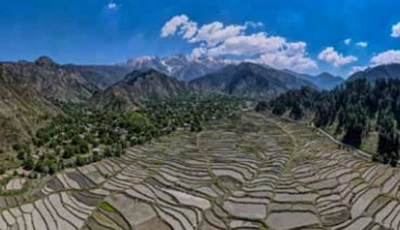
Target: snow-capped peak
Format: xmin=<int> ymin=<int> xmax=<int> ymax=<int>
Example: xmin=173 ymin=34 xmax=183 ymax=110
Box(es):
xmin=126 ymin=56 xmax=158 ymax=65
xmin=124 ymin=54 xmax=233 ymax=81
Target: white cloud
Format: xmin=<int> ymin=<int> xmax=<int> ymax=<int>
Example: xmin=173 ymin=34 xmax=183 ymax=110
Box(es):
xmin=370 ymin=50 xmax=400 ymax=65
xmin=162 ymin=17 xmax=264 ymax=46
xmin=257 ymin=42 xmax=317 ymax=71
xmin=318 ymin=47 xmax=358 ymax=67
xmin=181 ymin=21 xmax=198 ymax=39
xmin=206 ymin=32 xmax=285 ymax=56
xmin=161 ymin=15 xmax=317 ymax=72
xmin=161 ymin=15 xmax=198 ymax=39
xmin=356 ymin=41 xmax=368 ymax=47
xmin=349 ymin=66 xmax=368 ymax=75
xmin=202 ymin=33 xmax=317 ymax=71
xmin=189 ymin=22 xmax=247 ymax=46
xmin=191 ymin=46 xmax=207 ymax=59
xmin=106 ymin=1 xmax=118 ymax=10
xmin=344 ymin=38 xmax=352 ymax=45
xmin=391 ymin=22 xmax=400 ymax=38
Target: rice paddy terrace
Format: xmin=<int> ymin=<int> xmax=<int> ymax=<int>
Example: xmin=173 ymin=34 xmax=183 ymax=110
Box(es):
xmin=1 ymin=112 xmax=400 ymax=230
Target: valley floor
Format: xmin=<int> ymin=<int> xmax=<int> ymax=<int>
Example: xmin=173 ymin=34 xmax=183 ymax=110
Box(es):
xmin=0 ymin=112 xmax=399 ymax=230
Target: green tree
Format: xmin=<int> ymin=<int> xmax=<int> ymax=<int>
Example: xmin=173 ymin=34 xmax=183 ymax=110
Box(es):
xmin=75 ymin=155 xmax=86 ymax=167
xmin=17 ymin=151 xmax=26 ymax=161
xmin=92 ymin=151 xmax=101 ymax=162
xmin=377 ymin=111 xmax=399 ymax=166
xmin=125 ymin=112 xmax=151 ymax=133
xmin=23 ymin=154 xmax=35 ymax=170
xmin=290 ymin=103 xmax=304 ymax=120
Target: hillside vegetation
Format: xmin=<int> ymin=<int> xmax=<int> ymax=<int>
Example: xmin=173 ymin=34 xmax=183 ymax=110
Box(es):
xmin=268 ymin=78 xmax=400 ymax=165
xmin=9 ymin=95 xmax=240 ymax=175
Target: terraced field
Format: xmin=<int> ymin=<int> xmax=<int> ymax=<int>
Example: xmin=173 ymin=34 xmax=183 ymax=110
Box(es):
xmin=1 ymin=112 xmax=400 ymax=230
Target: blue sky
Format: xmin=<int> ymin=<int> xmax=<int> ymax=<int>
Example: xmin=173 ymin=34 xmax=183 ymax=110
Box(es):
xmin=1 ymin=0 xmax=400 ymax=77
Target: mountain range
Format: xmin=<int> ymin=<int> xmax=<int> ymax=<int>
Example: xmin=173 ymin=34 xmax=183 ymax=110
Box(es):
xmin=1 ymin=54 xmax=399 ymax=150
xmin=124 ymin=55 xmax=345 ymax=90
xmin=92 ymin=62 xmax=326 ymax=111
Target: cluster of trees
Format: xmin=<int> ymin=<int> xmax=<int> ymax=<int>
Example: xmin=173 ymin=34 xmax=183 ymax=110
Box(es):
xmin=144 ymin=95 xmax=240 ymax=134
xmin=267 ymin=78 xmax=400 ymax=166
xmin=11 ymin=95 xmax=240 ymax=175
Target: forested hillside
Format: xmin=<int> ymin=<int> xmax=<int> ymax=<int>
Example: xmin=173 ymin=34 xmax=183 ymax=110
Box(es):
xmin=267 ymin=78 xmax=400 ymax=165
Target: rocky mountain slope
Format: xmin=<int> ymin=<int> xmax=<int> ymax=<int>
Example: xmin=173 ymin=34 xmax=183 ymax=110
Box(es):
xmin=0 ymin=64 xmax=59 ymax=149
xmin=347 ymin=63 xmax=400 ymax=82
xmin=123 ymin=55 xmax=232 ymax=81
xmin=1 ymin=56 xmax=98 ymax=102
xmin=189 ymin=62 xmax=317 ymax=97
xmin=0 ymin=56 xmax=125 ymax=149
xmin=91 ymin=69 xmax=189 ymax=112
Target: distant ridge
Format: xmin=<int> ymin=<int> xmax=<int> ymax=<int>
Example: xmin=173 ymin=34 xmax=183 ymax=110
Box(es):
xmin=189 ymin=62 xmax=318 ymax=97
xmin=64 ymin=65 xmax=133 ymax=90
xmin=347 ymin=63 xmax=400 ymax=82
xmin=283 ymin=69 xmax=344 ymax=90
